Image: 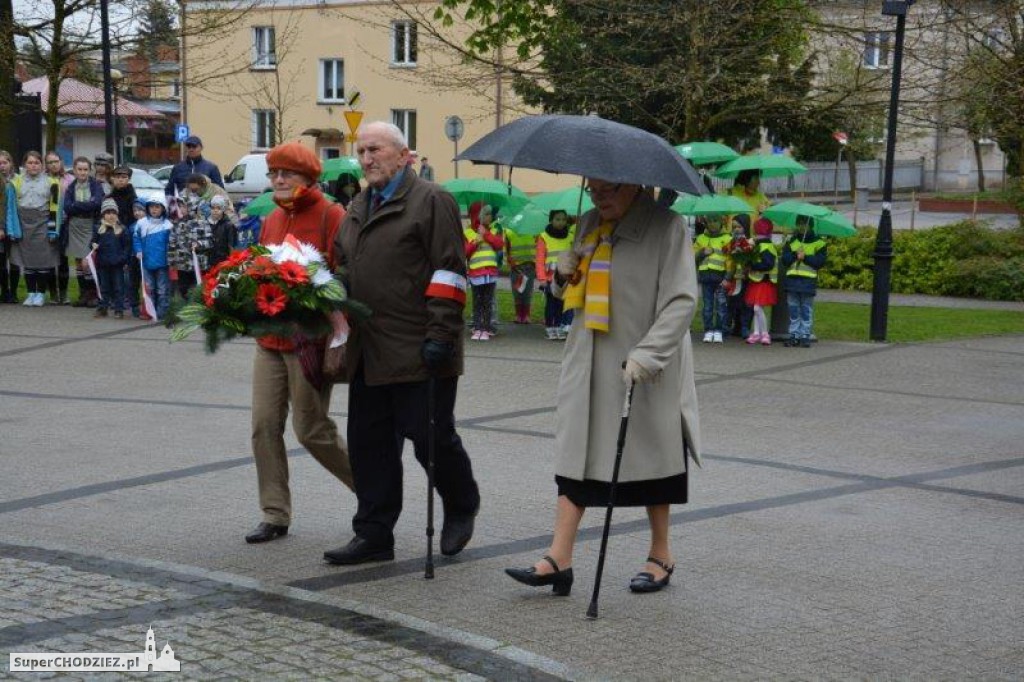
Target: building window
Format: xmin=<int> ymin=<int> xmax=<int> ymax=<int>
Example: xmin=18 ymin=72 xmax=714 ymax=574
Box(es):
xmin=253 ymin=109 xmax=276 ymax=150
xmin=318 ymin=59 xmax=345 ymax=103
xmin=392 ymin=21 xmax=417 ymax=66
xmin=391 ymin=109 xmax=417 ymax=150
xmin=863 ymin=31 xmax=891 ymax=68
xmin=321 ymin=147 xmax=341 ymax=160
xmin=253 ymin=26 xmax=276 ymax=69
xmin=171 ymin=78 xmax=181 ymax=99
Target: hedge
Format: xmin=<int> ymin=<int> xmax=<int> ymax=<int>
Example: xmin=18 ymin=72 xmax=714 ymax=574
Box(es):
xmin=816 ymin=221 xmax=1024 ymax=302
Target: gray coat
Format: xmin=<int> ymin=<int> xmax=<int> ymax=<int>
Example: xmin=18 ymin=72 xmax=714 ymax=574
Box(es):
xmin=552 ymin=192 xmax=702 ymax=484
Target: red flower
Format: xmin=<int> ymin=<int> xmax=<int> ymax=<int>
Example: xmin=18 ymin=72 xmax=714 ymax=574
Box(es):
xmin=255 ymin=283 xmax=288 ymax=316
xmin=277 ymin=261 xmax=309 ymax=285
xmin=222 ymin=249 xmax=250 ymax=268
xmin=202 ymin=274 xmax=218 ymax=306
xmin=247 ymin=256 xmax=278 ymax=279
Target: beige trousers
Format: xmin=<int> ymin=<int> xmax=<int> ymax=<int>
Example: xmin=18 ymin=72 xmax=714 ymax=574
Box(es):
xmin=251 ymin=346 xmax=354 ymax=526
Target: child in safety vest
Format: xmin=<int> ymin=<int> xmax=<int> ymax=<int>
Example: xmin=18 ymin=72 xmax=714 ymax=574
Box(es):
xmin=535 ymin=209 xmax=575 ymax=340
xmin=505 ymin=218 xmax=537 ymax=324
xmin=465 ymin=201 xmax=504 ymax=341
xmin=723 ymin=216 xmax=752 ymax=340
xmin=781 ymin=216 xmax=827 ymax=348
xmin=694 ymin=216 xmax=731 ymax=343
xmin=744 ymin=217 xmax=779 ymax=346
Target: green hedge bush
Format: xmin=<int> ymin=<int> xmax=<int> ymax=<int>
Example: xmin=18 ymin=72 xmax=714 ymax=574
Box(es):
xmin=816 ymin=221 xmax=1024 ymax=301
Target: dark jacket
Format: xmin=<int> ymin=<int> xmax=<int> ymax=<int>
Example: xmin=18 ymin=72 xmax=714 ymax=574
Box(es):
xmin=92 ymin=225 xmax=133 ymax=267
xmin=781 ymin=228 xmax=827 ymax=295
xmin=107 ymin=184 xmax=138 ymax=230
xmin=62 ymin=178 xmax=105 ymax=226
xmin=334 ymin=168 xmax=466 ymax=386
xmin=207 ymin=215 xmax=237 ymax=267
xmin=164 ymin=155 xmax=224 ymax=196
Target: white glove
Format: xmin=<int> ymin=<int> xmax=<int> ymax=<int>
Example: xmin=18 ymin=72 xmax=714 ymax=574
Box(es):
xmin=556 ymin=249 xmax=581 ymax=278
xmin=623 ymin=358 xmax=659 ymax=385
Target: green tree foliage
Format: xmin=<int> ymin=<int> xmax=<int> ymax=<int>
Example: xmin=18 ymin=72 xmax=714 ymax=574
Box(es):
xmin=434 ymin=0 xmax=816 ymax=145
xmin=137 ymin=0 xmax=178 ymax=58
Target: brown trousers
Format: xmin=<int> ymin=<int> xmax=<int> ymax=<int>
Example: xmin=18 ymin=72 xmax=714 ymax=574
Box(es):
xmin=251 ymin=346 xmax=354 ymax=526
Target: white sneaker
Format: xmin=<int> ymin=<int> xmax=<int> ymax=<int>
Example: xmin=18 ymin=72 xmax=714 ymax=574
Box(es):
xmin=478 ymin=331 xmax=491 ymax=341
xmin=712 ymin=331 xmax=724 ymax=343
xmin=33 ymin=293 xmax=45 ymax=306
xmin=471 ymin=330 xmax=482 ymax=341
xmin=22 ymin=294 xmax=34 ymax=306
xmin=702 ymin=331 xmax=713 ymax=343
xmin=546 ymin=327 xmax=557 ymax=340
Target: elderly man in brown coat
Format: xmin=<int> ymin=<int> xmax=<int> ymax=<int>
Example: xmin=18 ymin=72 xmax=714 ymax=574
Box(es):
xmin=323 ymin=121 xmax=480 ymax=565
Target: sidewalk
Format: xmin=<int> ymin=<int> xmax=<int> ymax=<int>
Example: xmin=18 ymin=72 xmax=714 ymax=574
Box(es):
xmin=2 ymin=307 xmax=1022 ymax=680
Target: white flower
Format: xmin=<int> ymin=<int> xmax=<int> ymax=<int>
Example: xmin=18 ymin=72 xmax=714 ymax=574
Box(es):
xmin=298 ymin=241 xmax=324 ymax=264
xmin=311 ymin=268 xmax=335 ymax=288
xmin=267 ymin=240 xmax=325 ymax=266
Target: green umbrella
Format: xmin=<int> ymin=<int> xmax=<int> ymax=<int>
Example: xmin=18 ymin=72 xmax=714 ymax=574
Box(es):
xmin=241 ymin=191 xmax=338 ymax=218
xmin=670 ymin=193 xmax=753 ymax=216
xmin=503 ymin=204 xmax=550 ymax=236
xmin=320 ymin=157 xmax=363 ymax=182
xmin=674 ymin=142 xmax=739 ymax=167
xmin=442 ymin=178 xmax=529 ymax=212
xmin=713 ymin=154 xmax=807 ymax=180
xmin=761 ymin=200 xmax=857 ymax=238
xmin=528 ymin=187 xmax=594 ymax=214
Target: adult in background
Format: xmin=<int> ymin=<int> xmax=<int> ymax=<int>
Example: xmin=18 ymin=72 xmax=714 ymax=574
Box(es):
xmin=246 ymin=141 xmax=354 ymax=544
xmin=63 ymin=157 xmax=105 ymax=307
xmin=165 ymin=136 xmax=224 ymax=197
xmin=419 ymin=156 xmax=435 ymax=182
xmin=182 ymin=172 xmax=231 ymax=219
xmin=729 ymin=169 xmax=769 ymax=224
xmin=93 ymin=152 xmax=115 ymax=195
xmin=325 ymin=121 xmax=480 ymax=565
xmin=9 ymin=151 xmax=63 ymax=306
xmin=0 ymin=150 xmax=19 ymax=303
xmin=505 ymin=179 xmax=701 ymax=597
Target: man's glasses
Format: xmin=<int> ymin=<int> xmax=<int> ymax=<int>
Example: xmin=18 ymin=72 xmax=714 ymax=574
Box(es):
xmin=584 ymin=183 xmax=622 ymax=198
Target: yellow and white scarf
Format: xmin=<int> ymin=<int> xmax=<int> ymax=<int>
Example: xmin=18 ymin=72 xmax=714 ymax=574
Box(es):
xmin=563 ymin=221 xmax=613 ymax=332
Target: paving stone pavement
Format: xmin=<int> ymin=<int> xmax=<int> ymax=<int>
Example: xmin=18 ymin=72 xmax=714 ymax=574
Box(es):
xmin=1 ymin=305 xmax=1022 ymax=680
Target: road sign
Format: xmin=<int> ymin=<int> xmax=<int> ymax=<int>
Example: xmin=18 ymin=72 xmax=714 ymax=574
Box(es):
xmin=175 ymin=124 xmax=190 ymax=143
xmin=445 ymin=116 xmax=464 ymax=142
xmin=343 ymin=111 xmax=364 ymax=135
xmin=833 ymin=131 xmax=849 ymax=145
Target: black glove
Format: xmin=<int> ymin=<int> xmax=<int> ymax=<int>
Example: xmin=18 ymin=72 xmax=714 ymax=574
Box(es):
xmin=421 ymin=338 xmax=455 ymax=371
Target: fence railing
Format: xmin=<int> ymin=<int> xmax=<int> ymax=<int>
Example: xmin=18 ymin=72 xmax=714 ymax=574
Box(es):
xmin=707 ymin=159 xmax=926 ymax=197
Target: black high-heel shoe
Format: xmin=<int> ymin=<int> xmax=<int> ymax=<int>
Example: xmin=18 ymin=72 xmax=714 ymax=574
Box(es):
xmin=629 ymin=556 xmax=674 ymax=593
xmin=505 ymin=555 xmax=574 ymax=596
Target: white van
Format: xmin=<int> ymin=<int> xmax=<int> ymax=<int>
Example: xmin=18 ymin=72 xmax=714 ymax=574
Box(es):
xmin=224 ymin=153 xmax=270 ymax=200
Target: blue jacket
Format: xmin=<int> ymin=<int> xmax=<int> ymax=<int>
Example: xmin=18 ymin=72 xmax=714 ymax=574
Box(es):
xmin=781 ymin=228 xmax=827 ymax=295
xmin=165 ymin=155 xmax=224 ymax=196
xmin=133 ymin=215 xmax=173 ymax=270
xmin=3 ymin=183 xmax=18 ymax=239
xmin=92 ymin=225 xmax=133 ymax=267
xmin=62 ymin=178 xmax=105 ymax=230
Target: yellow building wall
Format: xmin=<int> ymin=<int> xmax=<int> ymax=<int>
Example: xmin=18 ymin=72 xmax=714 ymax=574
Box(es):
xmin=184 ymin=0 xmax=566 ymax=194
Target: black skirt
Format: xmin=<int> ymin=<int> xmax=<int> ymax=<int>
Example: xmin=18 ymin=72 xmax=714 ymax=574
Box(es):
xmin=556 ymin=472 xmax=688 ymax=508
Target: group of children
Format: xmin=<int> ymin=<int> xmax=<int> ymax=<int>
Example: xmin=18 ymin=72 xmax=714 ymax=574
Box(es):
xmin=464 ymin=202 xmax=575 ymax=341
xmin=696 ymin=213 xmax=827 ymax=348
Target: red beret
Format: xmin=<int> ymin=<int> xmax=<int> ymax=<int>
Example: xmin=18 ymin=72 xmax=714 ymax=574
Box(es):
xmin=266 ymin=142 xmax=321 ymax=182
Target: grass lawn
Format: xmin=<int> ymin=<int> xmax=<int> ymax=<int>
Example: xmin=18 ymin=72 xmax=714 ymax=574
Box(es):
xmin=471 ymin=290 xmax=1024 ymax=344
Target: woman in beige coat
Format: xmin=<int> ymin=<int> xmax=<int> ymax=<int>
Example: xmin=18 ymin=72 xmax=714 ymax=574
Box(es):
xmin=506 ymin=179 xmax=701 ymax=596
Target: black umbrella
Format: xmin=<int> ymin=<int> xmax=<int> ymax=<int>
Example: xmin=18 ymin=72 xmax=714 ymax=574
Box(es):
xmin=456 ymin=115 xmax=708 ymax=195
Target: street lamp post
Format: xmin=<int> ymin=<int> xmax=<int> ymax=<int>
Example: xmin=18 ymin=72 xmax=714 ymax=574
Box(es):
xmin=869 ymin=0 xmax=915 ymax=341
xmin=110 ymin=69 xmax=123 ymax=165
xmin=99 ymin=0 xmax=116 ymax=157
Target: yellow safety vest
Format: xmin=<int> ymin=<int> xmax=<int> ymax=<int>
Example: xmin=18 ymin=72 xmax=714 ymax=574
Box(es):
xmin=695 ymin=233 xmax=731 ymax=272
xmin=747 ymin=242 xmax=779 ymax=283
xmin=505 ymin=229 xmax=536 ymax=265
xmin=786 ymin=238 xmax=826 ymax=279
xmin=464 ymin=227 xmax=498 ymax=271
xmin=539 ymin=231 xmax=574 ymax=269
xmin=12 ymin=173 xmax=62 ymax=218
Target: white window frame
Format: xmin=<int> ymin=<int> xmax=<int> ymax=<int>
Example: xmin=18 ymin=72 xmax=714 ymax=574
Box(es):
xmin=391 ymin=109 xmax=417 ymax=150
xmin=318 ymin=58 xmax=345 ymax=104
xmin=391 ymin=20 xmax=418 ymax=67
xmin=252 ymin=109 xmax=276 ymax=151
xmin=252 ymin=26 xmax=277 ymax=70
xmin=170 ymin=78 xmax=181 ymax=99
xmin=863 ymin=31 xmax=892 ymax=69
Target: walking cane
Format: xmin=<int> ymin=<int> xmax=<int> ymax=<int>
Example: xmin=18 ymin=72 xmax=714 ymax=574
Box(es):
xmin=586 ymin=371 xmax=636 ymax=620
xmin=424 ymin=374 xmax=437 ymax=579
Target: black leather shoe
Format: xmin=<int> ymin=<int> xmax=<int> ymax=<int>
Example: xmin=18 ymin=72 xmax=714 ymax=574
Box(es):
xmin=440 ymin=510 xmax=477 ymax=556
xmin=323 ymin=537 xmax=395 ymax=565
xmin=505 ymin=555 xmax=573 ymax=596
xmin=629 ymin=556 xmax=674 ymax=593
xmin=245 ymin=522 xmax=288 ymax=544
